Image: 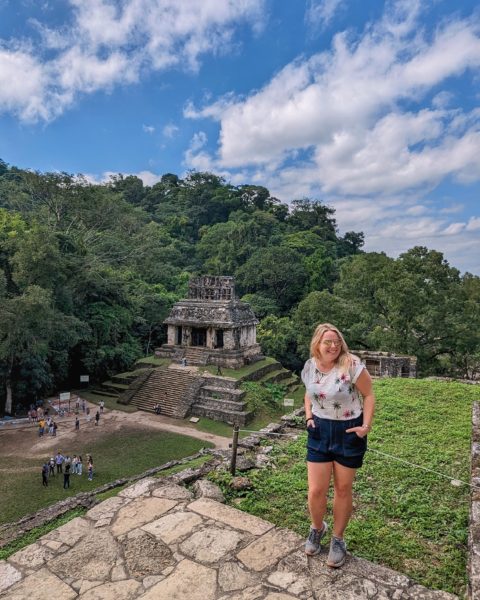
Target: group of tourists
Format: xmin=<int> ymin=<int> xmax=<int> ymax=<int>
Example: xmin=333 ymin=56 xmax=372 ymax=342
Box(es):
xmin=41 ymin=452 xmax=94 ymax=488
xmin=37 ymin=415 xmax=58 ymax=437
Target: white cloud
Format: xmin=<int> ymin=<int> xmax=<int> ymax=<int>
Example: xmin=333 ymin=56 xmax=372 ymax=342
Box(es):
xmin=181 ymin=2 xmax=480 ymax=272
xmin=143 ymin=124 xmax=155 ymax=134
xmin=0 ymin=0 xmax=266 ymax=122
xmin=305 ymin=0 xmax=344 ymax=31
xmin=162 ymin=123 xmax=178 ymax=138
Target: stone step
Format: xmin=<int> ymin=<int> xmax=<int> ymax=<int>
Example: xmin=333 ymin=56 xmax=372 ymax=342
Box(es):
xmin=191 ymin=404 xmax=252 ymax=426
xmin=260 ymin=369 xmax=292 ymax=385
xmin=199 ymin=386 xmax=246 ymax=402
xmin=198 ymin=397 xmax=248 ymax=412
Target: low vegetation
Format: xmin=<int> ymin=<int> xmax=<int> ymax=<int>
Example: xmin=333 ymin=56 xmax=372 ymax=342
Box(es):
xmin=0 ymin=428 xmax=213 ymax=526
xmin=210 ymin=379 xmax=476 ymax=596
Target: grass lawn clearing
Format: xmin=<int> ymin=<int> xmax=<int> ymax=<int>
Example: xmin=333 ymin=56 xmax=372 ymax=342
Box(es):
xmin=211 ymin=379 xmax=475 ymax=596
xmin=0 ymin=425 xmax=213 ymax=526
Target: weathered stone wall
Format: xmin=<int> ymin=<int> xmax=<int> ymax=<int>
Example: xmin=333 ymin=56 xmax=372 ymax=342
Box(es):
xmin=354 ymin=350 xmax=417 ymax=378
xmin=469 ymin=401 xmax=480 ymax=599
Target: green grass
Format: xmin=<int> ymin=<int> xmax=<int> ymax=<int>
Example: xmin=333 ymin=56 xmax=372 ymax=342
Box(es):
xmin=0 ymin=508 xmax=87 ymax=560
xmin=135 ymin=356 xmax=170 ymax=367
xmin=0 ymin=428 xmax=213 ymax=525
xmin=202 ymin=357 xmax=278 ymax=380
xmin=213 ymin=379 xmax=475 ymax=596
xmin=75 ymin=390 xmax=138 ymax=412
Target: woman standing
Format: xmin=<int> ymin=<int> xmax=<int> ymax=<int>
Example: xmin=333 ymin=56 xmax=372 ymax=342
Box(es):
xmin=302 ymin=323 xmax=375 ymax=567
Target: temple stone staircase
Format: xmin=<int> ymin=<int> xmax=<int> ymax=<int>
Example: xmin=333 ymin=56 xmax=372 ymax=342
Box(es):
xmin=125 ymin=366 xmax=203 ymax=418
xmin=190 ymin=375 xmax=252 ymax=426
xmin=181 ymin=347 xmax=210 ymax=366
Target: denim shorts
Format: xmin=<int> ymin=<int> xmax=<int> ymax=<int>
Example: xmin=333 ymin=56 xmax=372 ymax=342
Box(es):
xmin=306 ymin=414 xmax=367 ymax=469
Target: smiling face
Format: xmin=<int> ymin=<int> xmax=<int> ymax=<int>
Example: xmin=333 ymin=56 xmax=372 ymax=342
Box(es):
xmin=318 ymin=329 xmax=342 ymax=365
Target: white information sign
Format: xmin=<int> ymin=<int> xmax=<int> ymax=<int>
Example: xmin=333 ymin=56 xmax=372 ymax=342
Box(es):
xmin=283 ymin=398 xmax=294 ymax=407
xmin=59 ymin=392 xmax=71 ymax=401
xmin=80 ymin=375 xmax=90 ymax=383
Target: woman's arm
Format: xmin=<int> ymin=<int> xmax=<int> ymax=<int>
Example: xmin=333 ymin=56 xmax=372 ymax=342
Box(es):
xmin=304 ymin=392 xmax=314 ymax=426
xmin=346 ymin=369 xmax=375 ymax=437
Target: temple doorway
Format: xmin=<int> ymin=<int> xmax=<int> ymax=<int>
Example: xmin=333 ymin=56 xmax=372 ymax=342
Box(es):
xmin=191 ymin=327 xmax=207 ymax=347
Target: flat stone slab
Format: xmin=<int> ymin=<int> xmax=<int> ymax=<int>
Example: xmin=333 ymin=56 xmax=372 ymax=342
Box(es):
xmin=1 ymin=483 xmax=461 ymax=600
xmin=41 ymin=516 xmax=92 ymax=547
xmin=236 ymin=528 xmax=303 ymax=572
xmin=4 ymin=567 xmax=76 ymax=599
xmin=48 ymin=528 xmax=120 ymax=581
xmin=111 ymin=496 xmax=177 ymax=537
xmin=142 ymin=511 xmax=203 ymax=544
xmin=80 ymin=579 xmax=142 ymax=600
xmin=179 ymin=525 xmax=244 ymax=563
xmin=119 ymin=477 xmax=158 ymax=499
xmin=138 ymin=559 xmax=217 ymax=600
xmin=8 ymin=542 xmax=55 ymax=570
xmin=0 ymin=560 xmax=22 ymax=593
xmin=121 ymin=528 xmax=175 ymax=576
xmin=152 ymin=483 xmax=193 ymax=500
xmin=87 ymin=496 xmax=130 ymax=521
xmin=188 ymin=498 xmax=274 ymax=535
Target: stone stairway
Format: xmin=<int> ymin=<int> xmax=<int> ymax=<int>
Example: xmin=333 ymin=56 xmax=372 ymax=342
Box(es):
xmin=129 ymin=366 xmax=202 ymax=418
xmin=182 ymin=347 xmax=210 ymax=366
xmin=191 ymin=378 xmax=252 ymax=426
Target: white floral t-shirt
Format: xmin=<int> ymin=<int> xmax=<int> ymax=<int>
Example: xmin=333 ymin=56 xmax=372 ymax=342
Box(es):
xmin=301 ymin=355 xmax=365 ymax=420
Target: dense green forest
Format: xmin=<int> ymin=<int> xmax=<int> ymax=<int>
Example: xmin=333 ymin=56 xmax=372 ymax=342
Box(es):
xmin=0 ymin=158 xmax=479 ymax=413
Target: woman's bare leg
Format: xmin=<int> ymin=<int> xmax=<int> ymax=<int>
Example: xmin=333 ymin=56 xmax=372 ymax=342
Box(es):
xmin=307 ymin=461 xmax=333 ymax=529
xmin=332 ymin=461 xmax=357 ymax=538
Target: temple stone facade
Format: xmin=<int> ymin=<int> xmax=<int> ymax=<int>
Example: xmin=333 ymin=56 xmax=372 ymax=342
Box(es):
xmin=354 ymin=350 xmax=417 ymax=378
xmin=155 ymin=276 xmax=263 ymax=368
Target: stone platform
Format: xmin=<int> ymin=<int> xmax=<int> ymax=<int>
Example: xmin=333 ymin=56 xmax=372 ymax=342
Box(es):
xmin=0 ymin=477 xmax=457 ymax=600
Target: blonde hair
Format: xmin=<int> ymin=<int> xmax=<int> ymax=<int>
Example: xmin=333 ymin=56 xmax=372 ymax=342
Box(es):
xmin=310 ymin=323 xmax=352 ymax=373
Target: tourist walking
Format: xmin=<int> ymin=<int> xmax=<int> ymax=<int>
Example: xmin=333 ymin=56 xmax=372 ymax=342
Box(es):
xmin=49 ymin=457 xmax=55 ymax=477
xmin=42 ymin=462 xmax=49 ymax=486
xmin=86 ymin=406 xmax=91 ymax=423
xmin=75 ymin=416 xmax=80 ymax=431
xmin=77 ymin=455 xmax=83 ymax=475
xmin=63 ymin=463 xmax=71 ymax=489
xmin=95 ymin=410 xmax=100 ymax=426
xmin=99 ymin=400 xmax=104 ymax=413
xmin=53 ymin=421 xmax=58 ymax=436
xmin=302 ymin=323 xmax=375 ymax=568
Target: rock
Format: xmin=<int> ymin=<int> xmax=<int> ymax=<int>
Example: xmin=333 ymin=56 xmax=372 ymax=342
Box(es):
xmin=152 ymin=483 xmax=193 ymax=500
xmin=230 ymin=476 xmax=253 ymax=490
xmin=118 ymin=477 xmax=158 ymax=499
xmin=4 ymin=567 xmax=76 ymax=600
xmin=80 ymin=579 xmax=142 ymax=600
xmin=237 ymin=528 xmax=303 ymax=572
xmin=48 ymin=528 xmax=120 ymax=581
xmin=110 ymin=497 xmax=177 ymax=537
xmin=254 ymin=454 xmax=272 ymax=468
xmin=121 ymin=529 xmax=175 ymax=576
xmin=218 ymin=561 xmax=260 ymax=592
xmin=188 ymin=499 xmax=273 ymax=535
xmin=0 ymin=561 xmax=22 ymax=593
xmin=192 ymin=479 xmax=225 ymax=502
xmin=179 ymin=525 xmax=244 ymax=563
xmin=235 ymin=456 xmax=256 ymax=471
xmin=142 ymin=510 xmax=203 ymax=544
xmin=137 ymin=559 xmax=217 ymax=600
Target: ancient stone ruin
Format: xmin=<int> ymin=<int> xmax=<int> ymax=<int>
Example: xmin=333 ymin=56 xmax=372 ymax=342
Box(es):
xmin=354 ymin=350 xmax=417 ymax=378
xmin=156 ymin=276 xmax=263 ymax=368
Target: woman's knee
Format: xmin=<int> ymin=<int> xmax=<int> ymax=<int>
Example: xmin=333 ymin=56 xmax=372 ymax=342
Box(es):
xmin=308 ymin=484 xmax=329 ymax=500
xmin=333 ymin=482 xmax=353 ymax=499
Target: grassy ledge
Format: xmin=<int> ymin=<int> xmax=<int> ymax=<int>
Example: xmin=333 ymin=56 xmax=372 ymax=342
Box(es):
xmin=211 ymin=378 xmax=475 ymax=597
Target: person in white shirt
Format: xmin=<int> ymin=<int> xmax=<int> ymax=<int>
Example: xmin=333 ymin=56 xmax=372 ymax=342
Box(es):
xmin=302 ymin=323 xmax=375 ymax=567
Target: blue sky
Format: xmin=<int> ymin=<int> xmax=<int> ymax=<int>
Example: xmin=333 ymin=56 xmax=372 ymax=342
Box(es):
xmin=0 ymin=0 xmax=479 ymax=274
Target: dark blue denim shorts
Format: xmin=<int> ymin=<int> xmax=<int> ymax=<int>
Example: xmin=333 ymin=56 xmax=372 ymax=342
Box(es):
xmin=306 ymin=414 xmax=367 ymax=469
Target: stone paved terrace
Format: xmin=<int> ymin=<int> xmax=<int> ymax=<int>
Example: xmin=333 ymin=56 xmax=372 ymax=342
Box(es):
xmin=0 ymin=477 xmax=458 ymax=600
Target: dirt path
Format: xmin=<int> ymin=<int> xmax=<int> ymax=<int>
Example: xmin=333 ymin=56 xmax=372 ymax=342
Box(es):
xmin=0 ymin=400 xmax=230 ymax=459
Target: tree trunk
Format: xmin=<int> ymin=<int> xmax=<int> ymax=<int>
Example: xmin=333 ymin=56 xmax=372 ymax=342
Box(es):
xmin=5 ymin=378 xmax=12 ymax=415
